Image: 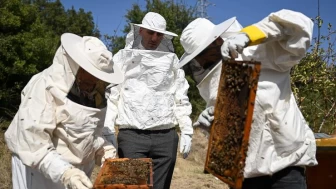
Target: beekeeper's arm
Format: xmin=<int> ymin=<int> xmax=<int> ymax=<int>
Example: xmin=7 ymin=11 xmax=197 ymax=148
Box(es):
xmin=174 ymin=66 xmax=193 ymax=159
xmin=221 ymin=9 xmax=313 ymax=71
xmin=103 ymin=50 xmax=125 ymax=148
xmin=5 ymin=78 xmax=92 ymax=188
xmin=103 ymin=84 xmax=121 ymax=148
xmin=95 ymin=136 xmax=117 ymax=167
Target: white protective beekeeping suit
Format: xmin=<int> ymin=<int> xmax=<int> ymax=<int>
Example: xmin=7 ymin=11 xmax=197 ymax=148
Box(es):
xmin=240 ymin=9 xmax=317 ymax=178
xmin=179 ymin=9 xmax=317 ymax=178
xmin=103 ymin=21 xmax=193 ymax=153
xmin=5 ymin=34 xmax=123 ymax=189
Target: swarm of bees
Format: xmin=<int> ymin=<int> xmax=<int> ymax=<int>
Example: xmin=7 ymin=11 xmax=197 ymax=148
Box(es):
xmin=95 ymin=158 xmax=153 ymax=188
xmin=205 ymin=60 xmax=261 ymax=189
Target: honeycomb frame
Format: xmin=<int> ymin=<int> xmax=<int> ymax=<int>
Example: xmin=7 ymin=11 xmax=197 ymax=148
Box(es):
xmin=94 ymin=158 xmax=153 ymax=189
xmin=204 ymin=60 xmax=261 ymax=189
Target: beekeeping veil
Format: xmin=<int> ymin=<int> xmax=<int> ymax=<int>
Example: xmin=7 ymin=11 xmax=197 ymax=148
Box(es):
xmin=179 ymin=17 xmax=243 ymax=107
xmin=124 ymin=12 xmax=177 ymax=52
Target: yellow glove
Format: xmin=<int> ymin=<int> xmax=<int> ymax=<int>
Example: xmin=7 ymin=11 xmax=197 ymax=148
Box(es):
xmin=241 ymin=25 xmax=266 ymax=46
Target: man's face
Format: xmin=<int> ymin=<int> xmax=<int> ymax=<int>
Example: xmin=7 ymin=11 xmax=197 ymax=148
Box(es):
xmin=195 ymin=38 xmax=224 ymax=69
xmin=139 ymin=28 xmax=164 ymax=50
xmin=76 ymin=68 xmax=99 ymax=92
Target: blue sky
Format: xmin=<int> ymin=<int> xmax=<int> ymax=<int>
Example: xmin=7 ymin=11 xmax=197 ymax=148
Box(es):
xmin=61 ymin=0 xmax=335 ymax=44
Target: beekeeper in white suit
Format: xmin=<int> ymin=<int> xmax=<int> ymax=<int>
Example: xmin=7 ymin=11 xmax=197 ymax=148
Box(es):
xmin=103 ymin=12 xmax=193 ymax=189
xmin=5 ymin=33 xmax=124 ymax=189
xmin=178 ymin=9 xmax=317 ymax=189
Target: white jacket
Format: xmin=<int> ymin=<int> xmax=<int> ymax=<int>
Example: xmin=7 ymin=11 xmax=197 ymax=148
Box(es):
xmin=5 ymin=47 xmax=109 ymax=187
xmin=104 ymin=49 xmax=193 ymax=135
xmin=198 ymin=9 xmax=318 ymax=178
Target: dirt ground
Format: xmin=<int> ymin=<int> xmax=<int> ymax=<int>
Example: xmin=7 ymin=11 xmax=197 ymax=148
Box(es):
xmin=0 ymin=127 xmax=229 ymax=189
xmin=170 ymin=129 xmax=229 ymax=189
xmin=91 ymin=129 xmax=229 ymax=189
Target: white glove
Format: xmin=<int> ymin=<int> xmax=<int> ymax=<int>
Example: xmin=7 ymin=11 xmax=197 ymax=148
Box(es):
xmin=104 ymin=133 xmax=117 ymax=149
xmin=221 ymin=33 xmax=250 ymax=60
xmin=101 ymin=145 xmax=117 ymax=165
xmin=193 ymin=106 xmax=215 ymax=128
xmin=61 ymin=167 xmax=93 ymax=189
xmin=95 ymin=145 xmax=117 ymax=166
xmin=180 ymin=133 xmax=192 ymax=159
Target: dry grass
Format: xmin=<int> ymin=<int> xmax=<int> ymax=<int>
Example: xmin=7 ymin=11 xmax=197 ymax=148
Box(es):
xmin=0 ymin=121 xmax=12 ymax=189
xmin=1 ymin=122 xmax=228 ymax=189
xmin=170 ymin=129 xmax=229 ymax=189
xmin=91 ymin=129 xmax=229 ymax=189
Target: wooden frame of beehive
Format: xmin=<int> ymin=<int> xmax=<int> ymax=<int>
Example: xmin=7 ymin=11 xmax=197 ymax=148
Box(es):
xmin=306 ymin=137 xmax=336 ymax=189
xmin=204 ymin=60 xmax=261 ymax=189
xmin=94 ymin=158 xmax=153 ymax=189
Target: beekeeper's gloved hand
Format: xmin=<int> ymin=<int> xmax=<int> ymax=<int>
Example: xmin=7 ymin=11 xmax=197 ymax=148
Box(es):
xmin=193 ymin=106 xmax=215 ymax=129
xmin=101 ymin=145 xmax=117 ymax=165
xmin=221 ymin=33 xmax=250 ymax=60
xmin=180 ymin=133 xmax=192 ymax=159
xmin=61 ymin=167 xmax=93 ymax=189
xmin=95 ymin=145 xmax=117 ymax=167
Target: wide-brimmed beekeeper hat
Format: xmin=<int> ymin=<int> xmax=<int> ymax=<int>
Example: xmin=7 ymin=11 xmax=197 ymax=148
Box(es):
xmin=133 ymin=12 xmax=177 ymax=37
xmin=178 ymin=17 xmax=237 ymax=68
xmin=61 ymin=33 xmax=124 ymax=84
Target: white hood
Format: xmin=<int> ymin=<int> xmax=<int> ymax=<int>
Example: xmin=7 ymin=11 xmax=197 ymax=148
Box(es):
xmin=124 ymin=24 xmax=175 ymax=52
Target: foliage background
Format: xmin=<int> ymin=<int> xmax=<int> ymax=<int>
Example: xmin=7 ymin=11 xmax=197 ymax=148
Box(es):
xmin=0 ymin=0 xmax=335 ymax=188
xmin=0 ymin=0 xmax=100 ymax=118
xmin=291 ymin=15 xmax=336 ymax=134
xmin=1 ymin=0 xmax=335 ymax=133
xmin=0 ymin=0 xmax=335 ymax=131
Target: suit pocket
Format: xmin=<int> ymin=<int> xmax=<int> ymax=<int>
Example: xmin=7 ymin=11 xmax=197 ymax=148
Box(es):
xmin=268 ymin=103 xmax=305 ymax=157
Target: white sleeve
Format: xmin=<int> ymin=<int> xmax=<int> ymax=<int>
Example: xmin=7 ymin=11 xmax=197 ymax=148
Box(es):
xmin=103 ymin=50 xmax=125 ymax=135
xmin=38 ymin=150 xmax=72 ymax=183
xmin=245 ymin=9 xmax=314 ymax=72
xmin=103 ymin=84 xmax=121 ymax=135
xmin=5 ymin=76 xmax=71 ymax=183
xmin=174 ymin=68 xmax=193 ymax=135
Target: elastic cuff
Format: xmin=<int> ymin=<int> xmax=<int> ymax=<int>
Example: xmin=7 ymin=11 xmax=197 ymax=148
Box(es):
xmin=38 ymin=151 xmax=72 ymax=183
xmin=241 ymin=25 xmax=266 ymax=46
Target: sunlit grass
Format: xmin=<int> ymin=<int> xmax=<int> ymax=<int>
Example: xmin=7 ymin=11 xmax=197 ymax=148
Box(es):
xmin=0 ymin=120 xmax=12 ymax=189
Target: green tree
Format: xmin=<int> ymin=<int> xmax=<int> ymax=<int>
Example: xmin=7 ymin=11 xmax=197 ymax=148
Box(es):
xmin=291 ymin=16 xmax=336 ymax=134
xmin=104 ymin=0 xmax=205 ymax=120
xmin=0 ymin=0 xmax=100 ymax=118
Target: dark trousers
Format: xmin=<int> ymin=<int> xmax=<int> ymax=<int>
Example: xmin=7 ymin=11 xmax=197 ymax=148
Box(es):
xmin=117 ymin=128 xmax=179 ymax=189
xmin=242 ymin=166 xmax=306 ymax=189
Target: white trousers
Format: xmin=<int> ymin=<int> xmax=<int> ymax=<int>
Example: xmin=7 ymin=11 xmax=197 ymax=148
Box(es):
xmin=11 ymin=155 xmax=95 ymax=189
